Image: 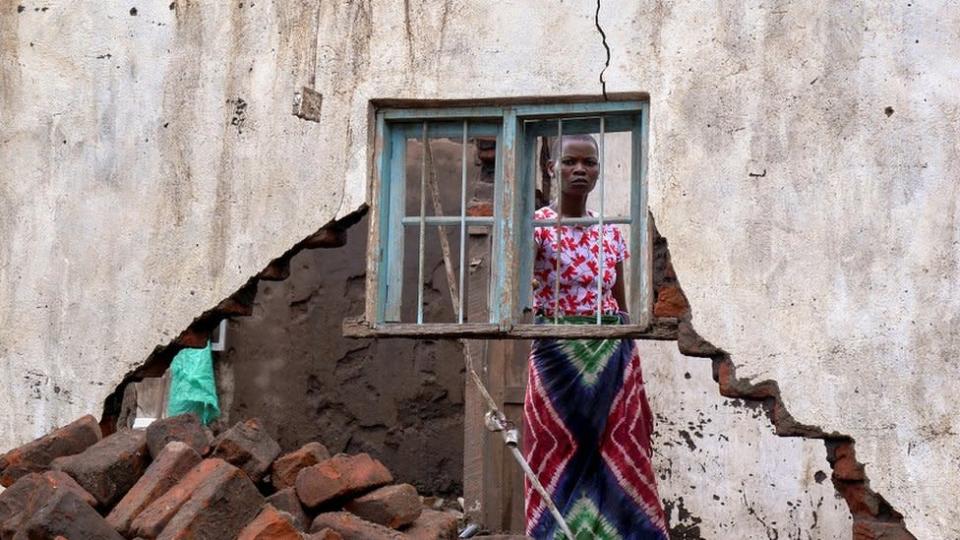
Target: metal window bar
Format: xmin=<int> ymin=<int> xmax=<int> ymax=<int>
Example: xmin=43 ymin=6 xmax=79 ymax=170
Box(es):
xmin=553 ymin=120 xmax=563 ymax=324
xmin=597 ymin=116 xmax=605 ymax=324
xmin=417 ymin=122 xmax=427 ymax=324
xmin=459 ymin=120 xmax=468 ymax=324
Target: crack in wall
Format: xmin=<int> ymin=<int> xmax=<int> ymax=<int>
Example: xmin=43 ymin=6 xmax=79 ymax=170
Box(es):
xmin=99 ymin=206 xmax=368 ymax=433
xmin=655 ymin=220 xmax=918 ymax=539
xmin=594 ymin=0 xmax=611 ymax=100
xmin=100 ymin=203 xmax=917 ymax=538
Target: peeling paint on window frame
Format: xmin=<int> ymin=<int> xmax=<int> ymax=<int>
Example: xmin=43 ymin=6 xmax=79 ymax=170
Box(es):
xmin=347 ymin=98 xmax=671 ymax=340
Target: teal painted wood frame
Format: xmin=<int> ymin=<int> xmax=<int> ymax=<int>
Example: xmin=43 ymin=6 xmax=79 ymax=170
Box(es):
xmin=370 ymin=99 xmax=652 ymax=334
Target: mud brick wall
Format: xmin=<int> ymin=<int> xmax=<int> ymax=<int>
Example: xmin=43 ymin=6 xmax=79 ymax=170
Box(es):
xmin=222 ymin=214 xmax=465 ymax=497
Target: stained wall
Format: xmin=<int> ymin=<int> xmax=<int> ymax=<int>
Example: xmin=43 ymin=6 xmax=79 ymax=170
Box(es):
xmin=2 ymin=1 xmax=958 ymax=537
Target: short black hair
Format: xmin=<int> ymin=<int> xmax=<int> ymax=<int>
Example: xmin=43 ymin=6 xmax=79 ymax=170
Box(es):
xmin=549 ymin=134 xmax=599 ymax=160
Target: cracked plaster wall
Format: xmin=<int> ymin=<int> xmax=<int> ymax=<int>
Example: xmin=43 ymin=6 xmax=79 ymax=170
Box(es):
xmin=1 ymin=1 xmax=958 ymax=537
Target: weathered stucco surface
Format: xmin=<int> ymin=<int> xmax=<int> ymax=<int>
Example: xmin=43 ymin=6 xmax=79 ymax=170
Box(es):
xmin=1 ymin=1 xmax=958 ymax=537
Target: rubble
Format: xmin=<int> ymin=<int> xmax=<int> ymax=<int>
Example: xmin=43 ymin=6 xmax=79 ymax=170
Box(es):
xmin=107 ymin=441 xmax=202 ymax=535
xmin=309 ymin=511 xmax=405 ymax=539
xmin=266 ymin=487 xmax=309 ymax=530
xmin=295 ymin=453 xmax=392 ymax=509
xmin=236 ymin=504 xmax=301 ymax=540
xmin=145 ymin=414 xmax=212 ymax=459
xmin=51 ymin=429 xmax=149 ymax=508
xmin=0 ymin=414 xmax=463 ymax=539
xmin=272 ymin=442 xmax=330 ymax=491
xmin=344 ymin=483 xmax=421 ymax=529
xmin=211 ymin=418 xmax=282 ymax=483
xmin=0 ymin=415 xmax=101 ymax=487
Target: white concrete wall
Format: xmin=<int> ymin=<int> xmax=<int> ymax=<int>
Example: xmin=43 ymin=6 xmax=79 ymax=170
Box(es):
xmin=2 ymin=1 xmax=958 ymax=537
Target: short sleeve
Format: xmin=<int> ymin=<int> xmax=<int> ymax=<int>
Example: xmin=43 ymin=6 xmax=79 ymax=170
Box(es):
xmin=611 ymin=226 xmax=629 ymax=263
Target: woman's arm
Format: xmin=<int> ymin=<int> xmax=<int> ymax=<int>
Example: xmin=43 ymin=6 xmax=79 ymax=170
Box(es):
xmin=613 ymin=260 xmax=627 ymax=313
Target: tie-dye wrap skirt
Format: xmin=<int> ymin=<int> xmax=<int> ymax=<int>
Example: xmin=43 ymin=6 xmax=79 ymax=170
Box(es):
xmin=523 ymin=315 xmax=669 ymax=539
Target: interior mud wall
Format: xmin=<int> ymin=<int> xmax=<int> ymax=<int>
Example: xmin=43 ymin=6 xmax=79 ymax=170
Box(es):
xmin=221 ymin=215 xmax=466 ymax=498
xmin=2 ymin=1 xmax=958 ymax=537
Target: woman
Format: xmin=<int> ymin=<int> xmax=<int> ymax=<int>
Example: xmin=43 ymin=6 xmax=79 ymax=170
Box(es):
xmin=523 ymin=134 xmax=668 ymax=539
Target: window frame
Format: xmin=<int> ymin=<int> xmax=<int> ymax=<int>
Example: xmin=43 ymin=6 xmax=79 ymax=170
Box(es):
xmin=348 ymin=98 xmax=674 ymax=339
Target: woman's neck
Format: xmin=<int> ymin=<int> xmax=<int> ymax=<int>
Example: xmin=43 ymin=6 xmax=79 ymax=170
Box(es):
xmin=554 ymin=194 xmax=588 ymax=217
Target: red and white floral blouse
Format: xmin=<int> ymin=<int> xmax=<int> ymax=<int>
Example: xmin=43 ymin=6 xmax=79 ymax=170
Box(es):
xmin=532 ymin=206 xmax=629 ymax=316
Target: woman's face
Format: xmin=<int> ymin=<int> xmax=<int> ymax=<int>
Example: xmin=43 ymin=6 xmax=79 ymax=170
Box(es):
xmin=552 ymin=139 xmax=599 ymax=197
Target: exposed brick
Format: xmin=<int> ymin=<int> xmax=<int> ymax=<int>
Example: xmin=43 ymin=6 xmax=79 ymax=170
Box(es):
xmin=403 ymin=508 xmax=460 ymax=540
xmin=51 ymin=428 xmax=149 ymax=508
xmin=295 ymin=453 xmax=393 ymax=509
xmin=653 ymin=285 xmax=689 ymax=318
xmin=344 ymin=483 xmax=421 ymax=529
xmin=0 ymin=415 xmax=101 ymax=487
xmin=130 ymin=458 xmax=232 ymax=538
xmin=466 ymin=201 xmax=494 ymax=217
xmin=14 ymin=490 xmax=123 ymax=540
xmin=832 ymin=443 xmax=867 ymax=481
xmin=211 ymin=418 xmax=281 ymax=482
xmin=309 ymin=512 xmax=404 ymax=540
xmin=853 ymin=519 xmax=915 ymax=540
xmin=237 ymin=504 xmax=301 ymax=540
xmin=266 ymin=488 xmax=308 ymax=531
xmin=154 ymin=459 xmax=263 ymax=540
xmin=0 ymin=471 xmax=97 ymax=536
xmin=145 ymin=414 xmax=213 ymax=459
xmin=272 ymin=442 xmax=331 ymax=490
xmin=307 ymin=529 xmax=343 ymax=540
xmin=107 ymin=441 xmax=202 ymax=535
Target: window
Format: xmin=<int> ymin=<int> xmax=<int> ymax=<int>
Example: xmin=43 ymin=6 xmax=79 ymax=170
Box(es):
xmin=345 ymin=98 xmax=671 ymax=339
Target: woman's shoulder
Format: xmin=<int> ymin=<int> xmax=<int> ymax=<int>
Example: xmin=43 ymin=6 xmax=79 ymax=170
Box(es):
xmin=534 ymin=206 xmax=556 ymax=219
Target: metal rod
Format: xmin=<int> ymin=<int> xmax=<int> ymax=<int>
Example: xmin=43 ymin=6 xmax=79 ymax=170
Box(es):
xmin=532 ymin=217 xmax=629 ymax=226
xmin=402 ymin=216 xmax=496 ymax=226
xmin=424 ymin=136 xmax=461 ymax=322
xmin=553 ymin=121 xmax=563 ymax=324
xmin=459 ymin=120 xmax=468 ymax=324
xmin=422 ymin=155 xmax=575 ymax=537
xmin=597 ymin=116 xmax=605 ymax=324
xmin=417 ymin=122 xmax=427 ymax=324
xmin=402 ymin=216 xmax=626 ymax=226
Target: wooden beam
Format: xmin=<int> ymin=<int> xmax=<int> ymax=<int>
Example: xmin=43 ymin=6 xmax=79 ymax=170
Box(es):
xmin=341 ymin=318 xmax=679 ymax=340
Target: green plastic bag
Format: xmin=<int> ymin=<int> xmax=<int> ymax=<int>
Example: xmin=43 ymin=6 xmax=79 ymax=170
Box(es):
xmin=166 ymin=341 xmax=220 ymax=425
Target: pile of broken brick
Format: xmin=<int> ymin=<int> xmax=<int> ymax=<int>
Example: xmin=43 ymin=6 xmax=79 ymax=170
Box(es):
xmin=0 ymin=414 xmax=463 ymax=539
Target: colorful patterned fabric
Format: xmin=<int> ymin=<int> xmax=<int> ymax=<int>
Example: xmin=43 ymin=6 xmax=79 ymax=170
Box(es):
xmin=532 ymin=206 xmax=629 ymax=316
xmin=523 ymin=315 xmax=668 ymax=539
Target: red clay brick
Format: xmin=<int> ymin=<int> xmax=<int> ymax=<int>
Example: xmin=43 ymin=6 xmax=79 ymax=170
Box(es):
xmin=403 ymin=508 xmax=460 ymax=540
xmin=344 ymin=483 xmax=421 ymax=529
xmin=51 ymin=428 xmax=149 ymax=508
xmin=309 ymin=511 xmax=405 ymax=540
xmin=295 ymin=453 xmax=392 ymax=509
xmin=154 ymin=459 xmax=263 ymax=540
xmin=0 ymin=415 xmax=101 ymax=487
xmin=145 ymin=414 xmax=212 ymax=459
xmin=266 ymin=487 xmax=308 ymax=531
xmin=832 ymin=443 xmax=867 ymax=481
xmin=130 ymin=458 xmax=232 ymax=538
xmin=236 ymin=504 xmax=301 ymax=540
xmin=0 ymin=470 xmax=97 ymax=536
xmin=272 ymin=442 xmax=331 ymax=490
xmin=653 ymin=285 xmax=689 ymax=318
xmin=15 ymin=490 xmax=123 ymax=540
xmin=211 ymin=418 xmax=281 ymax=482
xmin=307 ymin=529 xmax=344 ymax=540
xmin=107 ymin=441 xmax=202 ymax=535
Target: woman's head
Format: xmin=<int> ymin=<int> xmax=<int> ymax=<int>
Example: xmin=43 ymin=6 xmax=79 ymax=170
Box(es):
xmin=549 ymin=135 xmax=600 ymax=197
